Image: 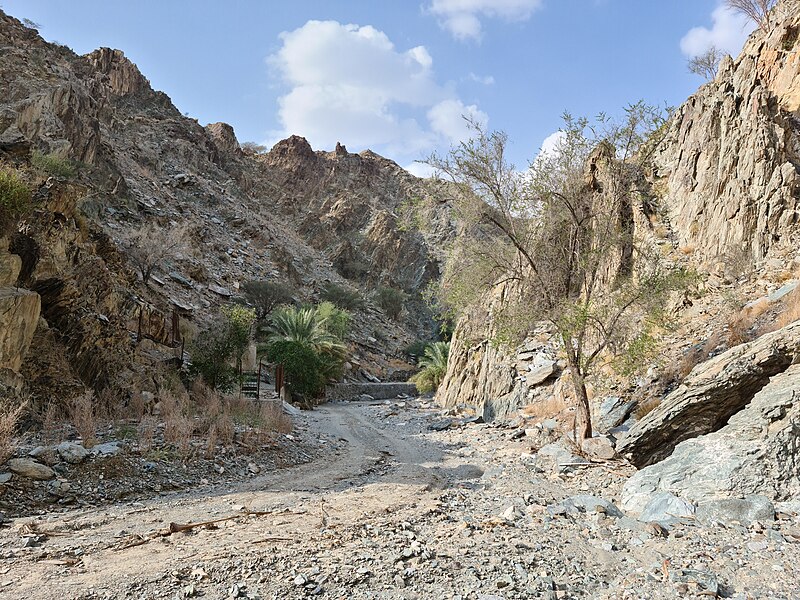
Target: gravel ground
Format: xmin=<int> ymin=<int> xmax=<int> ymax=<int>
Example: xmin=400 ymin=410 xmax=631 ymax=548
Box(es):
xmin=1 ymin=398 xmax=799 ymax=599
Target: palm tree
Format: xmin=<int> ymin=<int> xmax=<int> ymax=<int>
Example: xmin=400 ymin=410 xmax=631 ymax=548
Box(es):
xmin=411 ymin=342 xmax=450 ymax=393
xmin=267 ymin=305 xmax=346 ymax=358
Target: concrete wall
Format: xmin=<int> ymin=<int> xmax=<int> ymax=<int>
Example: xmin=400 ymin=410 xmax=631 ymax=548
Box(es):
xmin=325 ymin=382 xmax=418 ymax=402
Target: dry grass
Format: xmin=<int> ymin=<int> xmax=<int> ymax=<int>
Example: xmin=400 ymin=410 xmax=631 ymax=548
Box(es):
xmin=137 ymin=415 xmax=157 ymax=453
xmin=520 ymin=394 xmax=571 ymax=423
xmin=70 ymin=391 xmax=97 ymax=448
xmin=775 ymin=285 xmax=800 ymax=329
xmin=0 ymin=404 xmax=24 ymax=464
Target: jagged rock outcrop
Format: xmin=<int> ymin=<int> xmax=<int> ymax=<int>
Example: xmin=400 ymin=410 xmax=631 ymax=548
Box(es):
xmin=617 ymin=320 xmax=800 ymax=467
xmin=0 ymin=246 xmax=40 ymax=378
xmin=655 ymin=11 xmax=800 ymax=262
xmin=621 ymin=363 xmax=800 ymax=514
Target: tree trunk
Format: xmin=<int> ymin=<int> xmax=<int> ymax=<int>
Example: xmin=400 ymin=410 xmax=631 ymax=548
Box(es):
xmin=570 ymin=367 xmax=592 ymax=440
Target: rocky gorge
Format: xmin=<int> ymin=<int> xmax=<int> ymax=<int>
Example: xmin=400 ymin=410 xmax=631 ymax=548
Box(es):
xmin=1 ymin=2 xmax=800 ymax=599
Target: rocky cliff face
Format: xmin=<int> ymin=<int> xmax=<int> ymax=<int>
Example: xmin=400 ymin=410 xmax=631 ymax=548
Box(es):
xmin=654 ymin=11 xmax=800 ymax=263
xmin=437 ymin=4 xmax=800 ymax=423
xmin=0 ymin=10 xmax=455 ymax=405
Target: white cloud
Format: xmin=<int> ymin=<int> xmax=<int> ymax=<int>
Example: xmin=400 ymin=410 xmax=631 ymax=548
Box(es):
xmin=428 ymin=99 xmax=488 ymax=143
xmin=468 ymin=72 xmax=495 ymax=85
xmin=538 ymin=130 xmax=565 ymax=157
xmin=268 ymin=20 xmax=487 ymax=157
xmin=404 ymin=161 xmax=439 ymax=178
xmin=680 ymin=3 xmax=756 ymax=58
xmin=427 ymin=0 xmax=544 ymax=41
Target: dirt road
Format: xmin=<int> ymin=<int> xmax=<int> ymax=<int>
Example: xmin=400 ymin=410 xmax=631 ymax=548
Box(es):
xmin=3 ymin=399 xmax=800 ymax=599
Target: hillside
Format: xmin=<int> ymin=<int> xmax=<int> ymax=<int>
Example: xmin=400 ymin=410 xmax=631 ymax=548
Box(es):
xmin=0 ymin=10 xmax=455 ymax=408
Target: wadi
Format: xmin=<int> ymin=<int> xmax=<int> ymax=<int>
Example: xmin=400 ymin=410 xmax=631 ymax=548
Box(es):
xmin=0 ymin=1 xmax=799 ymax=598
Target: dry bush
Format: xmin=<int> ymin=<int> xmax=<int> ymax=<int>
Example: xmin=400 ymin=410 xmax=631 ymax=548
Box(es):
xmin=127 ymin=391 xmax=149 ymax=420
xmin=40 ymin=402 xmax=65 ymax=445
xmin=211 ymin=413 xmax=235 ymax=447
xmin=634 ymin=396 xmax=662 ymax=420
xmin=137 ymin=416 xmax=157 ymax=453
xmin=204 ymin=426 xmax=218 ymax=459
xmin=70 ymin=392 xmax=97 ymax=448
xmin=0 ymin=404 xmax=24 ymax=464
xmin=260 ymin=400 xmax=293 ymax=436
xmin=776 ymin=286 xmax=800 ymax=329
xmin=520 ymin=394 xmax=571 ymax=424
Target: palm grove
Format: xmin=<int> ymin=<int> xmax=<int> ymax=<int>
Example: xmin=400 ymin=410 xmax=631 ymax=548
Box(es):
xmin=425 ymin=103 xmax=690 ymax=440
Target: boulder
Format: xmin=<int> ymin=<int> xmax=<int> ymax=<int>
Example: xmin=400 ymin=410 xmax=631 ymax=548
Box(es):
xmin=621 ymin=364 xmax=800 ymax=513
xmin=617 ymin=321 xmax=800 ymax=467
xmin=535 ymin=441 xmax=580 ymax=474
xmin=55 ymin=441 xmax=89 ymax=464
xmin=695 ymin=495 xmax=775 ymax=526
xmin=7 ymin=458 xmax=54 ymax=480
xmin=596 ymin=396 xmax=635 ymax=432
xmin=581 ymin=435 xmax=616 ymax=460
xmin=525 ymin=360 xmax=556 ymax=385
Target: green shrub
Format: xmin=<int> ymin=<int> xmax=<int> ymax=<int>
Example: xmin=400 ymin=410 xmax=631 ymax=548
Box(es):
xmin=403 ymin=340 xmax=431 ymax=361
xmin=189 ymin=319 xmax=239 ymax=392
xmin=32 ymin=150 xmax=77 ymax=179
xmin=410 ymin=342 xmax=449 ymax=393
xmin=0 ymin=169 xmax=32 ymax=234
xmin=374 ymin=285 xmax=408 ymax=320
xmin=189 ymin=305 xmax=255 ymax=391
xmin=267 ymin=340 xmax=325 ymax=399
xmin=240 ymin=280 xmax=294 ymax=320
xmin=314 ymin=301 xmax=350 ymax=341
xmin=319 ymin=282 xmax=364 ymax=310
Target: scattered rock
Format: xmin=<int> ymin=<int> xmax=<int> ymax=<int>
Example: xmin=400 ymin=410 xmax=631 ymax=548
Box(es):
xmin=696 ymin=495 xmax=775 ymax=526
xmin=7 ymin=458 xmax=55 ymax=480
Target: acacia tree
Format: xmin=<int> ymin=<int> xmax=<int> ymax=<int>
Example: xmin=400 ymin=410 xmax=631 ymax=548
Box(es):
xmin=725 ymin=0 xmax=778 ymax=32
xmin=426 ymin=103 xmax=689 ymax=440
xmin=121 ymin=222 xmax=191 ymax=284
xmin=688 ymin=46 xmax=724 ymax=81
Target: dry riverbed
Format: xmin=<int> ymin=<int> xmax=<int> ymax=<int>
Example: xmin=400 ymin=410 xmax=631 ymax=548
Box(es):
xmin=1 ymin=398 xmax=799 ymax=599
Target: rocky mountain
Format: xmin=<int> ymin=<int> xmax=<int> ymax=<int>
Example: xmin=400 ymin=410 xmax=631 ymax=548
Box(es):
xmin=0 ymin=10 xmax=454 ymax=407
xmin=438 ymin=3 xmax=800 ymax=420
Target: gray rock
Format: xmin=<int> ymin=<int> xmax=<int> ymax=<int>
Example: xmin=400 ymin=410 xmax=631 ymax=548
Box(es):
xmin=0 ymin=472 xmax=12 ymax=484
xmin=91 ymin=441 xmax=122 ymax=456
xmin=56 ymin=441 xmax=89 ymax=464
xmin=581 ymin=435 xmax=616 ymax=460
xmin=47 ymin=479 xmax=71 ymax=498
xmin=669 ymin=569 xmax=718 ymax=597
xmin=696 ymin=495 xmax=775 ymax=525
xmin=535 ymin=441 xmax=580 ymax=474
xmin=637 ymin=492 xmax=695 ymax=526
xmin=550 ymin=495 xmax=623 ymax=518
xmin=617 ymin=322 xmax=800 ymax=467
xmin=282 ymin=401 xmax=302 ymax=416
xmin=596 ymin=396 xmax=635 ymax=432
xmin=621 ymin=364 xmax=800 ymax=510
xmin=7 ymin=458 xmax=55 ymax=480
xmin=526 ymin=360 xmax=556 ymax=385
xmin=28 ymin=445 xmax=47 ymax=458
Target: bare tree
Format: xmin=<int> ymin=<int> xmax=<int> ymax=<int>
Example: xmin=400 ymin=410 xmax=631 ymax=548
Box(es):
xmin=688 ymin=46 xmax=724 ymax=81
xmin=425 ymin=104 xmax=689 ymax=440
xmin=725 ymin=0 xmax=778 ymax=32
xmin=121 ymin=222 xmax=192 ymax=284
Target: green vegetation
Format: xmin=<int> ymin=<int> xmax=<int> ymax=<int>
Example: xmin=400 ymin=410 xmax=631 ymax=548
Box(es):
xmin=189 ymin=305 xmax=256 ymax=391
xmin=0 ymin=168 xmax=32 ymax=234
xmin=319 ymin=282 xmax=364 ymax=310
xmin=425 ymin=102 xmax=690 ymax=439
xmin=410 ymin=342 xmax=450 ymax=393
xmin=32 ymin=150 xmax=77 ymax=179
xmin=374 ymin=285 xmax=407 ymax=320
xmin=264 ymin=304 xmax=349 ymax=401
xmin=240 ymin=279 xmax=294 ymax=320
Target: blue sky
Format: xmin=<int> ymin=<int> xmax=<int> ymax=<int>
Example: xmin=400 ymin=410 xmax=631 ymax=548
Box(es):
xmin=3 ymin=0 xmax=755 ymax=174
